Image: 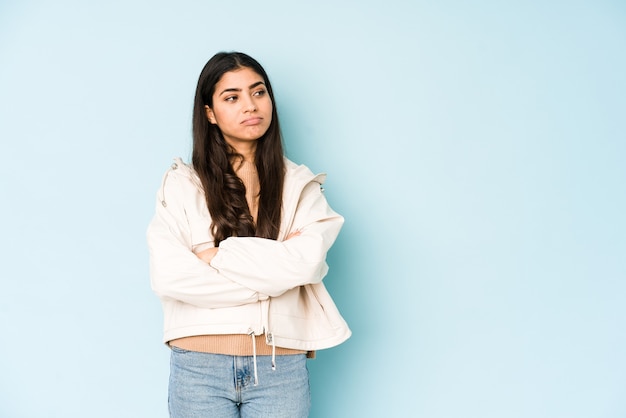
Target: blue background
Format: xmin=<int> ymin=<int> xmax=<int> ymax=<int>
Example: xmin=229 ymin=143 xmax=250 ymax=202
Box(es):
xmin=1 ymin=1 xmax=625 ymax=417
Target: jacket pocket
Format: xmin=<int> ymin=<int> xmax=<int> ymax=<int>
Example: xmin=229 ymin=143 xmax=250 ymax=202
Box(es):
xmin=268 ymin=283 xmax=350 ymax=348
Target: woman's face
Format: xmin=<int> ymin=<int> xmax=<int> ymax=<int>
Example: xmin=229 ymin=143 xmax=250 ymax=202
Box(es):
xmin=206 ymin=67 xmax=273 ymax=151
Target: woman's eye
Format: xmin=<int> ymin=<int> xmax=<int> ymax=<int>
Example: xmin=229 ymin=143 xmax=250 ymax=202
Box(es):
xmin=253 ymin=90 xmax=266 ymax=97
xmin=225 ymin=96 xmax=237 ymax=102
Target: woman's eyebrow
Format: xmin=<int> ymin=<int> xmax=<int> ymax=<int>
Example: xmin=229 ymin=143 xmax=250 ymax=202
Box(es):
xmin=218 ymin=81 xmax=265 ymax=96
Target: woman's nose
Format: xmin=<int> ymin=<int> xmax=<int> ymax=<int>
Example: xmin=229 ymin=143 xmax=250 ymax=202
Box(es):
xmin=242 ymin=95 xmax=257 ymax=112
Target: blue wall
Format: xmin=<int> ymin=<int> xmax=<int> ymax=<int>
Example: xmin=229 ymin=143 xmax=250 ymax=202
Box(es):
xmin=1 ymin=1 xmax=625 ymax=417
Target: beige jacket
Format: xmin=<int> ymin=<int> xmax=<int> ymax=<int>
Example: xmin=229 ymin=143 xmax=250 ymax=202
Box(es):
xmin=147 ymin=158 xmax=351 ymax=351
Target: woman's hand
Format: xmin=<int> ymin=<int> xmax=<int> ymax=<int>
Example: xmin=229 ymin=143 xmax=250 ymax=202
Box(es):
xmin=195 ymin=247 xmax=219 ymax=264
xmin=285 ymin=229 xmax=301 ymax=240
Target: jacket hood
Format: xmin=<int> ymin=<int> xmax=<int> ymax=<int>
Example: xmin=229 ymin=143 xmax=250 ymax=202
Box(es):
xmin=169 ymin=156 xmax=327 ymax=193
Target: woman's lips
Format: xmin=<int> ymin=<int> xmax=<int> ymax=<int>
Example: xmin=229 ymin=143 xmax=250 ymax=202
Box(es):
xmin=241 ymin=117 xmax=263 ymax=126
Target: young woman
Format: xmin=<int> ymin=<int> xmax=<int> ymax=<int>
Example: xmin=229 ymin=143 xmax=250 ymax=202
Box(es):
xmin=147 ymin=52 xmax=350 ymax=417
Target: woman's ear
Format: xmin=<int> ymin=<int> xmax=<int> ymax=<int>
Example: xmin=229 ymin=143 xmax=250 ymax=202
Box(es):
xmin=205 ymin=105 xmax=216 ymax=124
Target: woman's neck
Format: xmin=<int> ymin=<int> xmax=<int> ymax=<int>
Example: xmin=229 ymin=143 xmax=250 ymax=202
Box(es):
xmin=226 ymin=140 xmax=256 ymax=162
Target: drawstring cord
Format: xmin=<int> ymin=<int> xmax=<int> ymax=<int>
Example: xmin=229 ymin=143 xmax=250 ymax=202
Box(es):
xmin=269 ymin=332 xmax=276 ymax=371
xmin=249 ymin=330 xmax=278 ymax=385
xmin=249 ymin=331 xmax=259 ymax=386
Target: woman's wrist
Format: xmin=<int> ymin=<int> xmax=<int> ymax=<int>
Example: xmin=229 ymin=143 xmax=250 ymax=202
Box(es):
xmin=195 ymin=247 xmax=219 ymax=264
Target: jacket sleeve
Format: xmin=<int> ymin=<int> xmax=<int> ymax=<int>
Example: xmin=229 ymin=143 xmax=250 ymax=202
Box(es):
xmin=209 ymin=180 xmax=344 ymax=297
xmin=147 ymin=168 xmax=267 ymax=309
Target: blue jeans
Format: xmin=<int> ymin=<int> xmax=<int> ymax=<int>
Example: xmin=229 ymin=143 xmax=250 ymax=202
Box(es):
xmin=169 ymin=347 xmax=310 ymax=418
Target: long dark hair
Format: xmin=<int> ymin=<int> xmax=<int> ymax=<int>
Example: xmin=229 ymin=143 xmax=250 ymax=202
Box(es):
xmin=192 ymin=52 xmax=285 ymax=245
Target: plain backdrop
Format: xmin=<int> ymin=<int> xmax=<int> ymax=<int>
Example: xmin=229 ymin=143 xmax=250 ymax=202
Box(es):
xmin=1 ymin=1 xmax=625 ymax=417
